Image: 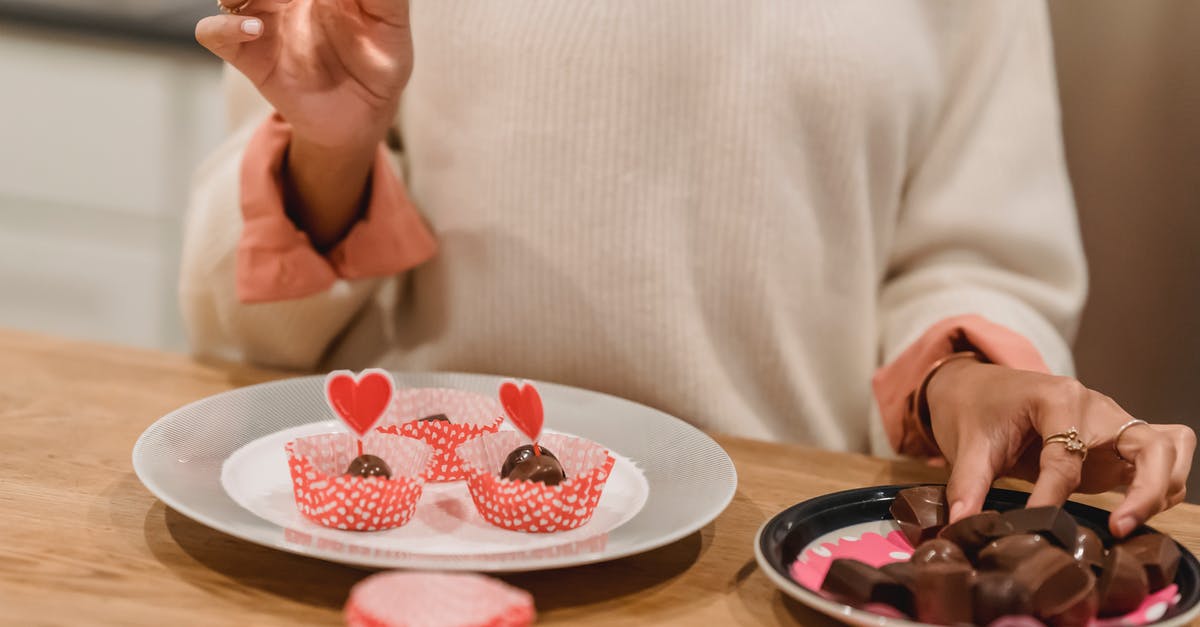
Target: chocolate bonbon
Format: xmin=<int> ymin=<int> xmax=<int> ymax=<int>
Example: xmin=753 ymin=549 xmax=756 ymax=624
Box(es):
xmin=1123 ymin=532 xmax=1181 ymax=591
xmin=500 ymin=444 xmax=566 ymax=486
xmin=1008 ymin=547 xmax=1096 ymax=625
xmin=911 ymin=538 xmax=968 ymax=566
xmin=938 ymin=511 xmax=1013 ymax=558
xmin=1097 ymin=545 xmax=1150 ymax=617
xmin=890 ymin=486 xmax=948 ymax=547
xmin=1072 ymin=527 xmax=1104 ymax=572
xmin=345 ymin=454 xmax=392 ymax=479
xmin=1001 ymin=506 xmax=1079 ymax=549
xmin=913 ymin=562 xmax=974 ymax=625
xmin=418 ymin=413 xmax=451 ymax=422
xmin=978 ymin=534 xmax=1050 ymax=571
xmin=973 ymin=571 xmax=1034 ymax=625
xmin=821 ymin=559 xmax=913 ymax=615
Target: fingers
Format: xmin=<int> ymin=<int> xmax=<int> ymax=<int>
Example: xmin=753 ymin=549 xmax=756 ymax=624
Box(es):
xmin=196 ymin=15 xmax=264 ymax=63
xmin=1155 ymin=424 xmax=1194 ymax=507
xmin=1110 ymin=426 xmax=1176 ymax=537
xmin=1026 ymin=441 xmax=1084 ymax=509
xmin=946 ymin=442 xmax=998 ymax=522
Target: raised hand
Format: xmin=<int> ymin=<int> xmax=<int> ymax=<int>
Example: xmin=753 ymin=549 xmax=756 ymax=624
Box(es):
xmin=196 ymin=0 xmax=412 ymax=150
xmin=195 ymin=0 xmax=414 ymax=248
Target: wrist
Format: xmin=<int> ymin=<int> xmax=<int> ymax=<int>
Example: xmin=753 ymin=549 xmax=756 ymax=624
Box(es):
xmin=284 ymin=135 xmax=382 ymax=251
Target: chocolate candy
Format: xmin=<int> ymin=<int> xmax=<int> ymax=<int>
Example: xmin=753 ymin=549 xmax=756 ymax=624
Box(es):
xmin=879 ymin=561 xmax=916 ymax=590
xmin=913 ymin=562 xmax=974 ymax=625
xmin=1010 ymin=547 xmax=1096 ymax=624
xmin=1073 ymin=527 xmax=1104 ymax=572
xmin=979 ymin=534 xmax=1051 ymax=571
xmin=1123 ymin=533 xmax=1181 ymax=591
xmin=500 ymin=445 xmax=566 ymax=486
xmin=1097 ymin=545 xmax=1150 ymax=617
xmin=974 ymin=571 xmax=1035 ymax=625
xmin=939 ymin=511 xmax=1014 ymax=558
xmin=345 ymin=454 xmax=392 ymax=479
xmin=1001 ymin=506 xmax=1079 ymax=550
xmin=821 ymin=559 xmax=913 ymax=616
xmin=418 ymin=413 xmax=451 ymax=422
xmin=986 ymin=617 xmax=1047 ymax=627
xmin=911 ymin=538 xmax=968 ymax=566
xmin=890 ymin=486 xmax=948 ymax=548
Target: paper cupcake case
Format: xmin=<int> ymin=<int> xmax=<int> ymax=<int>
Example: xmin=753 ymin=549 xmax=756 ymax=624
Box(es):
xmin=457 ymin=431 xmax=615 ymax=533
xmin=286 ymin=431 xmax=432 ymax=532
xmin=377 ymin=388 xmax=504 ymax=482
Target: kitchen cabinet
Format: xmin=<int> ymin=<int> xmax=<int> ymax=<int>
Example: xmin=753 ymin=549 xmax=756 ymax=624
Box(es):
xmin=0 ymin=20 xmax=224 ymax=350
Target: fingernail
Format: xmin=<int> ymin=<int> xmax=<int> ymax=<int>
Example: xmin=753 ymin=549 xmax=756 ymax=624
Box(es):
xmin=241 ymin=19 xmax=262 ymax=35
xmin=1115 ymin=516 xmax=1137 ymax=537
xmin=949 ymin=500 xmax=966 ymax=522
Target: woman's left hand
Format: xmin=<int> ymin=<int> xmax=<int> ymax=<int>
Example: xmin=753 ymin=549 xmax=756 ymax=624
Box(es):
xmin=925 ymin=359 xmax=1195 ymax=537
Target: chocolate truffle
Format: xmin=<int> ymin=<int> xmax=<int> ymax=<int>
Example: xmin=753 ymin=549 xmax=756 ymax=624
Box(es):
xmin=1097 ymin=545 xmax=1150 ymax=617
xmin=911 ymin=538 xmax=969 ymax=566
xmin=979 ymin=534 xmax=1051 ymax=571
xmin=890 ymin=486 xmax=948 ymax=548
xmin=345 ymin=454 xmax=392 ymax=479
xmin=1073 ymin=527 xmax=1105 ymax=572
xmin=418 ymin=413 xmax=450 ymax=422
xmin=939 ymin=510 xmax=1014 ymax=559
xmin=500 ymin=444 xmax=566 ymax=486
xmin=974 ymin=571 xmax=1035 ymax=626
xmin=1001 ymin=506 xmax=1079 ymax=550
xmin=913 ymin=562 xmax=974 ymax=625
xmin=1123 ymin=533 xmax=1182 ymax=591
xmin=1009 ymin=547 xmax=1096 ymax=624
xmin=821 ymin=559 xmax=914 ymax=616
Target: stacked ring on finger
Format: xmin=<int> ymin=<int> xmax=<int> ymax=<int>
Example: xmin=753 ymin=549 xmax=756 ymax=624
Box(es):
xmin=1043 ymin=426 xmax=1088 ymax=461
xmin=218 ymin=0 xmax=253 ymax=15
xmin=1113 ymin=419 xmax=1149 ymax=464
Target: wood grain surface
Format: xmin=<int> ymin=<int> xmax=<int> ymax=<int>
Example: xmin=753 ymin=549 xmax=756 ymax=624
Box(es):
xmin=1 ymin=328 xmax=1197 ymax=626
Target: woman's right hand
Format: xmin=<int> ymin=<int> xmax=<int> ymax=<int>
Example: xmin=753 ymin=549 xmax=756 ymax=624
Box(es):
xmin=196 ymin=0 xmax=412 ymax=151
xmin=195 ymin=0 xmax=413 ymax=248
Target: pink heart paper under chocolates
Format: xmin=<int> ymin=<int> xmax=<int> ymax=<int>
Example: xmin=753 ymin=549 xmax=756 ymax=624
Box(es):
xmin=377 ymin=388 xmax=505 ymax=482
xmin=285 ymin=369 xmax=433 ymax=531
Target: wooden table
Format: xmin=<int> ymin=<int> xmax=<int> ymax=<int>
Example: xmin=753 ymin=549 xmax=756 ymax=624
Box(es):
xmin=2 ymin=328 xmax=1198 ymax=626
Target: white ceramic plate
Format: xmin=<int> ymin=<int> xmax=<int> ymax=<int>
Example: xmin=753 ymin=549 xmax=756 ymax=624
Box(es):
xmin=133 ymin=372 xmax=737 ymax=572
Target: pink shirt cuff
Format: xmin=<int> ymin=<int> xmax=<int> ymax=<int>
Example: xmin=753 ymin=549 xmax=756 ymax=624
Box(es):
xmin=236 ymin=114 xmax=438 ymax=303
xmin=873 ymin=314 xmax=1052 ymax=455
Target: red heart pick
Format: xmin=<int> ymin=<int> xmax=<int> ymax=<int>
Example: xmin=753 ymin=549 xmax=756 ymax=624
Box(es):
xmin=499 ymin=380 xmax=543 ymax=443
xmin=324 ymin=369 xmax=395 ymax=437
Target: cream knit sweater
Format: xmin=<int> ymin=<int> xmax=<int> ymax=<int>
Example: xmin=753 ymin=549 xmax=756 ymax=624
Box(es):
xmin=181 ymin=1 xmax=1087 ymax=455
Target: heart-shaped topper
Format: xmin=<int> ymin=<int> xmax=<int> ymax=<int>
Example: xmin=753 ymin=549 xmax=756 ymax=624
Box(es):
xmin=325 ymin=369 xmax=395 ymax=437
xmin=499 ymin=380 xmax=543 ymax=444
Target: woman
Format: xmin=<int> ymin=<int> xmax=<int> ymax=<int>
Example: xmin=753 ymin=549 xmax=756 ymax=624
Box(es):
xmin=184 ymin=0 xmax=1194 ymax=535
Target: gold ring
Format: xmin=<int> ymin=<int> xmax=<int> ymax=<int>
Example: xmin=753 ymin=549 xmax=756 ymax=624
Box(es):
xmin=1113 ymin=419 xmax=1148 ymax=464
xmin=219 ymin=0 xmax=253 ymax=15
xmin=1044 ymin=426 xmax=1088 ymax=461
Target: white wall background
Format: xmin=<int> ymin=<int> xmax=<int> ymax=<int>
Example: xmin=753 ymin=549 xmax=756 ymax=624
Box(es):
xmin=0 ymin=22 xmax=225 ymax=350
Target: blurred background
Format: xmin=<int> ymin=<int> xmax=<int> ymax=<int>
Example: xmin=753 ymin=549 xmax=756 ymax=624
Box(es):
xmin=0 ymin=2 xmax=1195 ymax=495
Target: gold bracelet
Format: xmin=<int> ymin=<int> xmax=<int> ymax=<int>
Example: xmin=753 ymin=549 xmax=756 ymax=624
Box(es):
xmin=911 ymin=351 xmax=985 ymax=455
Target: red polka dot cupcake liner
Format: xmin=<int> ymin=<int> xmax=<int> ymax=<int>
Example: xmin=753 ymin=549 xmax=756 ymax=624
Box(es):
xmin=345 ymin=571 xmax=535 ymax=627
xmin=286 ymin=431 xmax=432 ymax=532
xmin=456 ymin=431 xmax=615 ymax=533
xmin=377 ymin=388 xmax=504 ymax=482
